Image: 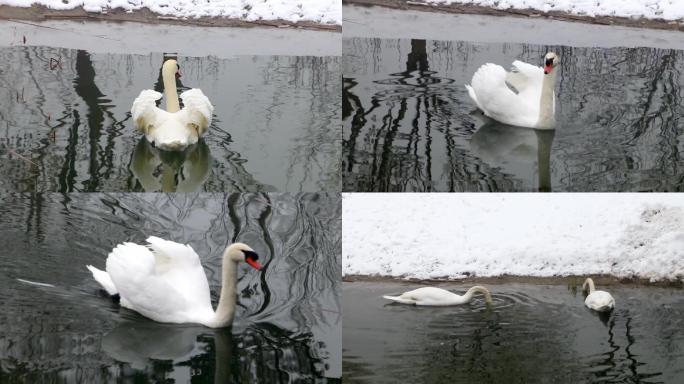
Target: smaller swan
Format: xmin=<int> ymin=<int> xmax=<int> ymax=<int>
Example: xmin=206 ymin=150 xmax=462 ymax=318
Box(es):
xmin=132 ymin=59 xmax=213 ymax=151
xmin=383 ymin=286 xmax=492 ymax=306
xmin=582 ymin=278 xmax=615 ymax=312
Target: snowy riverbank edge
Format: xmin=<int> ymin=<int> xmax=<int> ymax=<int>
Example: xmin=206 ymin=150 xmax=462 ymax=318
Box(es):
xmin=343 ymin=0 xmax=684 ymax=32
xmin=0 ymin=4 xmax=341 ymax=31
xmin=343 ymin=194 xmax=684 ymax=283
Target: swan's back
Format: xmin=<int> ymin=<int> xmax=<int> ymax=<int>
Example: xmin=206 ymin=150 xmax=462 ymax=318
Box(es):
xmin=384 ymin=287 xmax=459 ymax=306
xmin=585 ymin=290 xmax=615 ymax=312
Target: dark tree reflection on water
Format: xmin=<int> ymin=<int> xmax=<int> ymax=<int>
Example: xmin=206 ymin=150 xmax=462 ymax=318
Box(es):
xmin=0 ymin=193 xmax=341 ymax=382
xmin=343 ymin=38 xmax=684 ymax=192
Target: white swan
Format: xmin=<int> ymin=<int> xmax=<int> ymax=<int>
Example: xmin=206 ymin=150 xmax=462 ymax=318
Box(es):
xmin=86 ymin=237 xmax=262 ymax=328
xmin=383 ymin=286 xmax=493 ymax=306
xmin=466 ymin=52 xmax=559 ymax=129
xmin=132 ymin=59 xmax=213 ymax=151
xmin=582 ymin=278 xmax=615 ymax=312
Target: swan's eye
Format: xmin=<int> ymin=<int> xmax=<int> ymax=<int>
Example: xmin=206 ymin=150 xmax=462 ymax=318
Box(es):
xmin=545 ymin=58 xmax=554 ymax=66
xmin=243 ymin=250 xmax=259 ymax=261
xmin=242 ymin=250 xmax=262 ymax=270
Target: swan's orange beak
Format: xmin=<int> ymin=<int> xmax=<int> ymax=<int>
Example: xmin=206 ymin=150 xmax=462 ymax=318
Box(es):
xmin=175 ymin=70 xmax=182 ymax=79
xmin=543 ymin=65 xmax=552 ymax=74
xmin=246 ymin=257 xmax=262 ymax=270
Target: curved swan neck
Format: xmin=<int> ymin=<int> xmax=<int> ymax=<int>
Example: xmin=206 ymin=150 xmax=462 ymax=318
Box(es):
xmin=162 ymin=62 xmax=180 ymax=113
xmin=212 ymin=252 xmax=239 ymax=328
xmin=463 ymin=286 xmax=493 ymax=304
xmin=538 ymin=70 xmax=557 ymax=127
xmin=583 ymin=278 xmax=596 ymax=293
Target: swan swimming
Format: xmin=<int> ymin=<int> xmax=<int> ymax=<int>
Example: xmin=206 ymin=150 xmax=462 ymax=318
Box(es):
xmin=582 ymin=278 xmax=615 ymax=312
xmin=132 ymin=59 xmax=213 ymax=151
xmin=466 ymin=52 xmax=559 ymax=129
xmin=383 ymin=286 xmax=493 ymax=306
xmin=86 ymin=237 xmax=262 ymax=328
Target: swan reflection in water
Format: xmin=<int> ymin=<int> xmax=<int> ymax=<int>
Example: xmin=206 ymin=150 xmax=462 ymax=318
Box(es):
xmin=130 ymin=137 xmax=212 ymax=192
xmin=102 ymin=320 xmax=327 ymax=381
xmin=470 ymin=119 xmax=555 ymax=192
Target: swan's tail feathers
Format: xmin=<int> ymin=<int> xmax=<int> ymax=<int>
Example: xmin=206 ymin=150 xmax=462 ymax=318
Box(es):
xmin=382 ymin=295 xmax=417 ymax=305
xmin=465 ymin=84 xmax=486 ymax=113
xmin=86 ymin=265 xmax=118 ymax=296
xmin=145 ymin=236 xmax=199 ymax=267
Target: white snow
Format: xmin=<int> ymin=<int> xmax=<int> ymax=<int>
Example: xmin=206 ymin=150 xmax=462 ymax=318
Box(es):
xmin=0 ymin=0 xmax=341 ymax=24
xmin=424 ymin=0 xmax=684 ymax=21
xmin=343 ymin=194 xmax=684 ymax=282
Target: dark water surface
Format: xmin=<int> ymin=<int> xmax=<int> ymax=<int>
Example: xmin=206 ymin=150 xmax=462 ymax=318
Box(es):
xmin=343 ymin=38 xmax=684 ymax=192
xmin=0 ymin=193 xmax=341 ymax=382
xmin=0 ymin=47 xmax=340 ymax=192
xmin=343 ymin=281 xmax=684 ymax=383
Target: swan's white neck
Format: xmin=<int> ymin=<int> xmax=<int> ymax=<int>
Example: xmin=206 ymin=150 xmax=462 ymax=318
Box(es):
xmin=163 ymin=67 xmax=180 ymax=113
xmin=538 ymin=70 xmax=557 ymax=128
xmin=452 ymin=286 xmax=492 ymax=305
xmin=209 ymin=253 xmax=238 ymax=328
xmin=583 ymin=278 xmax=596 ymax=294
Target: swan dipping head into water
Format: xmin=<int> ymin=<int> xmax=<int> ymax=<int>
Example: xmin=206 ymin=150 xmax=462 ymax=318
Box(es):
xmin=383 ymin=286 xmax=493 ymax=307
xmin=86 ymin=237 xmax=262 ymax=328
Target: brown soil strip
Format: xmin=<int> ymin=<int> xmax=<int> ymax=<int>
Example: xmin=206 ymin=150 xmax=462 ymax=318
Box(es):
xmin=0 ymin=5 xmax=340 ymax=32
xmin=344 ymin=0 xmax=684 ymax=32
xmin=344 ymin=274 xmax=684 ymax=288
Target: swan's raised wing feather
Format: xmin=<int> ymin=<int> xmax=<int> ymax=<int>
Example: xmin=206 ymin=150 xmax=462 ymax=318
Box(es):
xmin=145 ymin=236 xmax=212 ymax=310
xmin=131 ymin=90 xmax=164 ymax=134
xmin=105 ymin=242 xmax=179 ymax=319
xmin=146 ymin=236 xmax=201 ymax=269
xmin=179 ymin=89 xmax=213 ymax=136
xmin=506 ymin=60 xmax=543 ymax=94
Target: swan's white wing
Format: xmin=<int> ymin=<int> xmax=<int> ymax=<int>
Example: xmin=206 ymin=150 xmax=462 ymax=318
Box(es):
xmin=468 ymin=63 xmax=539 ymax=127
xmin=179 ymin=89 xmax=213 ymax=136
xmin=384 ymin=287 xmax=455 ymax=306
xmin=106 ymin=242 xmax=182 ymax=321
xmin=506 ymin=60 xmax=543 ymax=93
xmin=131 ymin=90 xmax=164 ymax=135
xmin=145 ymin=236 xmax=213 ymax=310
xmin=146 ymin=236 xmax=201 ymax=269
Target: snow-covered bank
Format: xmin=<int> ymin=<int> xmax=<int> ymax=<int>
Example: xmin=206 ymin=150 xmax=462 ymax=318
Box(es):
xmin=0 ymin=0 xmax=341 ymax=24
xmin=424 ymin=0 xmax=684 ymax=21
xmin=343 ymin=194 xmax=684 ymax=282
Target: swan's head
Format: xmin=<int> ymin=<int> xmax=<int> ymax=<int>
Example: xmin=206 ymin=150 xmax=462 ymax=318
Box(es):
xmin=543 ymin=52 xmax=559 ymax=75
xmin=225 ymin=243 xmax=262 ymax=270
xmin=469 ymin=286 xmax=493 ymax=305
xmin=162 ymin=59 xmax=181 ymax=80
